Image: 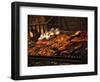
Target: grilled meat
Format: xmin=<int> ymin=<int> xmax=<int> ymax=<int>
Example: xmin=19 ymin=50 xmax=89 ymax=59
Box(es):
xmin=28 ymin=31 xmax=87 ymax=57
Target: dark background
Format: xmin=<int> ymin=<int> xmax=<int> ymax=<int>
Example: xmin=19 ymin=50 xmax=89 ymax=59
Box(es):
xmin=28 ymin=15 xmax=87 ymax=32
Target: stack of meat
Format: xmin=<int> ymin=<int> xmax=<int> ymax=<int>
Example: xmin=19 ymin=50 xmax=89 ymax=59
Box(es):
xmin=28 ymin=31 xmax=87 ymax=57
